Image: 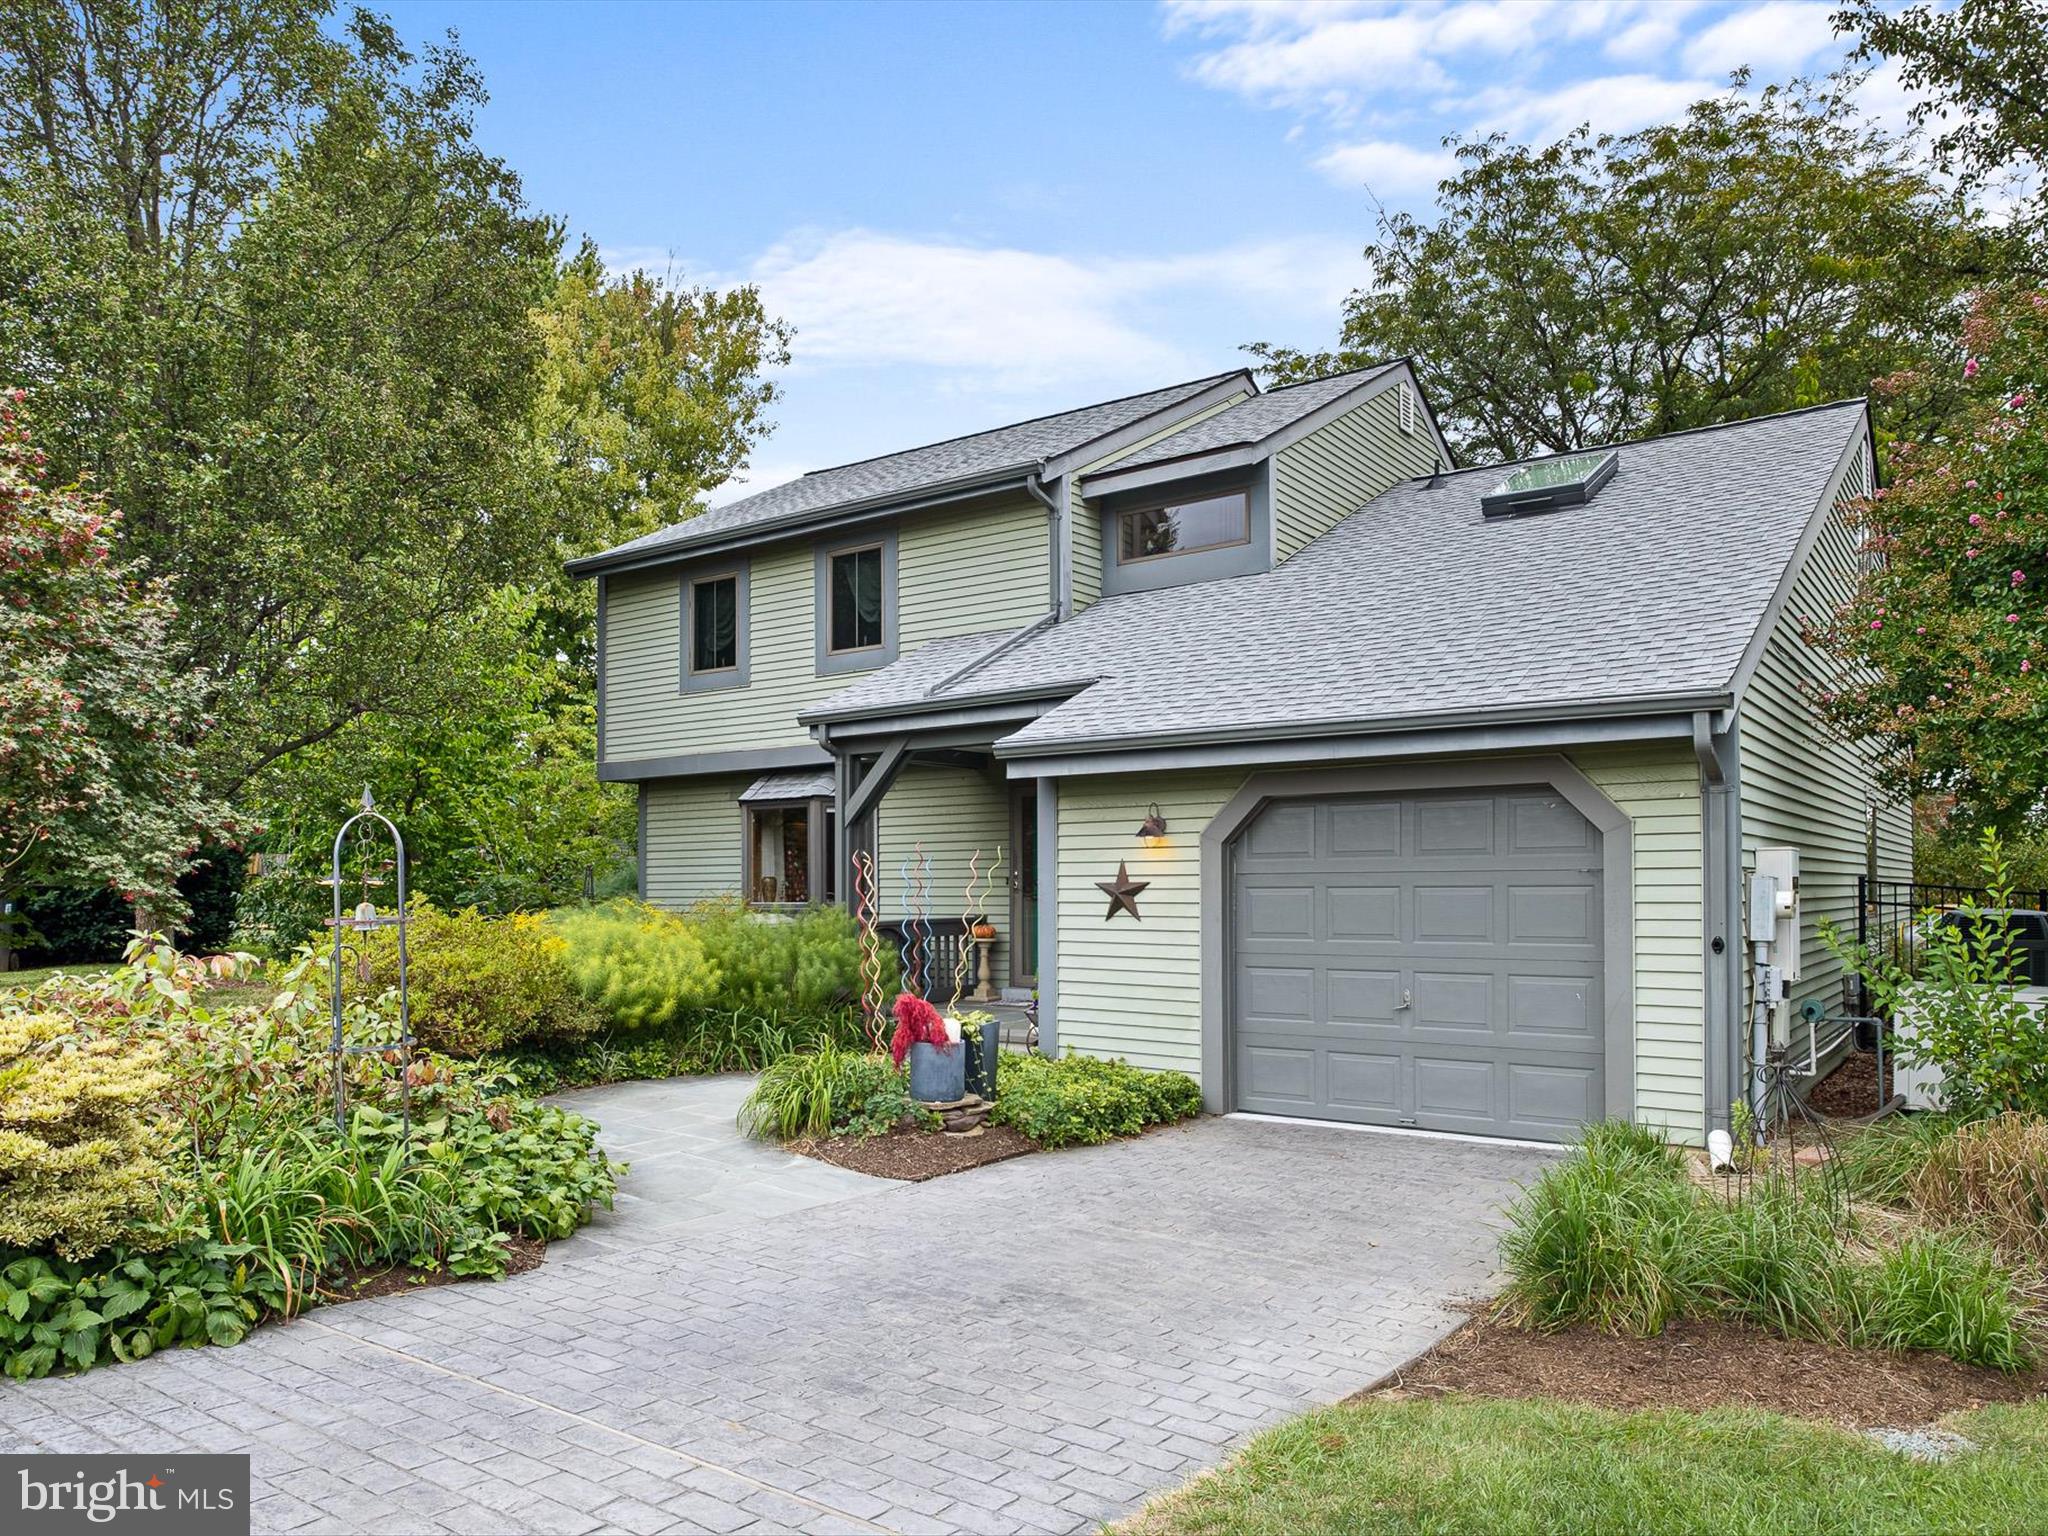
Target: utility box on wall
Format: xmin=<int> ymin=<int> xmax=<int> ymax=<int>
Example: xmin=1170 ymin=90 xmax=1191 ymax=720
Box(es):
xmin=1752 ymin=846 xmax=1802 ymax=982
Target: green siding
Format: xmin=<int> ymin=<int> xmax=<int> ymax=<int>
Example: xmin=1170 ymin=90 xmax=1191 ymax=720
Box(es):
xmin=1052 ymin=747 xmax=1710 ymax=1141
xmin=1737 ymin=440 xmax=1913 ymax=1041
xmin=602 ymin=496 xmax=1053 ymax=766
xmin=874 ymin=762 xmax=1015 ymax=986
xmin=641 ymin=776 xmax=748 ymax=907
xmin=1272 ymin=385 xmax=1445 ymax=563
xmin=1055 ymin=770 xmax=1247 ymax=1074
xmin=1066 ymin=393 xmax=1249 ymax=613
xmin=1576 ymin=746 xmax=1708 ymax=1144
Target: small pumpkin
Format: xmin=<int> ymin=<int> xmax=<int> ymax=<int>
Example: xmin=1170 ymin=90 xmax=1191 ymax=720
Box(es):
xmin=971 ymin=920 xmax=998 ymax=940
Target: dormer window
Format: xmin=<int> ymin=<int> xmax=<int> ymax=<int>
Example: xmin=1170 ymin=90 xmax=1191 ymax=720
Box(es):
xmin=1117 ymin=490 xmax=1251 ymax=564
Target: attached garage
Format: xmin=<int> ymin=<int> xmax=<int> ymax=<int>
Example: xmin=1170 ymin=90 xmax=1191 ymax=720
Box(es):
xmin=1201 ymin=761 xmax=1637 ymax=1145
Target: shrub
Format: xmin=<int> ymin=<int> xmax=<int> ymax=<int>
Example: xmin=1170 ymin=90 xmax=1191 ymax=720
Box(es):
xmin=1909 ymin=1112 xmax=2048 ymax=1264
xmin=738 ymin=1043 xmax=865 ymax=1140
xmin=554 ymin=900 xmax=718 ymax=1031
xmin=831 ymin=1055 xmax=932 ymax=1139
xmin=0 ymin=1014 xmax=178 ymax=1259
xmin=889 ymin=993 xmax=951 ymax=1068
xmin=1832 ymin=829 xmax=2048 ymax=1114
xmin=689 ymin=898 xmax=881 ymax=1013
xmin=1833 ymin=1113 xmax=1967 ymax=1206
xmin=1496 ymin=1121 xmax=1696 ymax=1335
xmin=1682 ymin=1179 xmax=1848 ymax=1343
xmin=490 ymin=1003 xmax=869 ymax=1092
xmin=990 ymin=1052 xmax=1203 ymax=1149
xmin=343 ymin=903 xmax=603 ymax=1057
xmin=1858 ymin=1233 xmax=2036 ymax=1372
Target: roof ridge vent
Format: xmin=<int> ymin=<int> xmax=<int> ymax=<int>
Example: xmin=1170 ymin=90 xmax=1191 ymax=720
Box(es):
xmin=1481 ymin=449 xmax=1618 ymax=519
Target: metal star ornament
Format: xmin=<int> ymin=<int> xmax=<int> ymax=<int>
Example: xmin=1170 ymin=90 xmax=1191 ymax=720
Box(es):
xmin=1096 ymin=860 xmax=1149 ymax=921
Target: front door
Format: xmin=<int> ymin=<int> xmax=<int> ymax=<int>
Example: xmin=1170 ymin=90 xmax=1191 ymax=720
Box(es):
xmin=1010 ymin=783 xmax=1039 ymax=988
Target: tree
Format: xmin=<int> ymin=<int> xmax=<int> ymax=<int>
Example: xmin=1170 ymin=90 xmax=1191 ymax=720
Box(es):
xmin=1814 ymin=287 xmax=2048 ymax=827
xmin=1256 ymin=78 xmax=1998 ymax=463
xmin=0 ymin=396 xmax=221 ymax=959
xmin=1837 ymin=0 xmax=2048 ymax=243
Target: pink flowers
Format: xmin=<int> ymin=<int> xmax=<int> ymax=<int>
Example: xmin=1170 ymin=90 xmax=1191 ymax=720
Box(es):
xmin=1970 ymin=513 xmax=1983 ymax=525
xmin=1870 ymin=619 xmax=1883 ymax=630
xmin=2016 ymin=571 xmax=2028 ymax=586
xmin=1965 ymin=358 xmax=1980 ymax=379
xmin=2025 ymin=660 xmax=2035 ymax=674
xmin=2007 ymin=613 xmax=2021 ymax=623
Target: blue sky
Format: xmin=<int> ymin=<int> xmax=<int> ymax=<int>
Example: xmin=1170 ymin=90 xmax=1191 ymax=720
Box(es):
xmin=381 ymin=1 xmax=1889 ymax=501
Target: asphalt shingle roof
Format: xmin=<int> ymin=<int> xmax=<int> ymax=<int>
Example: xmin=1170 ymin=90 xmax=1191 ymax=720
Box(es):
xmin=808 ymin=402 xmax=1868 ymax=754
xmin=739 ymin=770 xmax=835 ymax=802
xmin=584 ymin=373 xmax=1245 ymax=568
xmin=1092 ymin=364 xmax=1401 ymax=477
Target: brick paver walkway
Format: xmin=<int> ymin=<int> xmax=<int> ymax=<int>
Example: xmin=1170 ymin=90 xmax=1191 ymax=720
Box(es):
xmin=0 ymin=1079 xmax=1553 ymax=1535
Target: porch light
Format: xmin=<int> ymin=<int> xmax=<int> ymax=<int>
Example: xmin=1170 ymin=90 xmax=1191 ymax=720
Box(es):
xmin=1136 ymin=804 xmax=1168 ymax=841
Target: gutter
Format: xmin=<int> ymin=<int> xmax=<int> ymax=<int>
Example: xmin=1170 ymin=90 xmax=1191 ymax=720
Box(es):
xmin=993 ymin=689 xmax=1737 ymax=760
xmin=1023 ymin=472 xmax=1063 ymax=618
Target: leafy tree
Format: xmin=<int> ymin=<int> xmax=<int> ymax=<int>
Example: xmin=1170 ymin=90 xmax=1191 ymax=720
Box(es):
xmin=1837 ymin=0 xmax=2048 ymax=241
xmin=1814 ymin=287 xmax=2048 ymax=826
xmin=0 ymin=397 xmax=221 ymax=959
xmin=1257 ymin=78 xmax=1997 ymax=463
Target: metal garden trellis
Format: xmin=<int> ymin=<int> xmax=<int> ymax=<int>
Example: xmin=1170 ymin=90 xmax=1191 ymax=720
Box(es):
xmin=325 ymin=788 xmax=415 ymax=1137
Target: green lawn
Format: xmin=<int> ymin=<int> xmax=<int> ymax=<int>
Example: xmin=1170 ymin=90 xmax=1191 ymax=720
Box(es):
xmin=0 ymin=962 xmax=115 ymax=989
xmin=1122 ymin=1396 xmax=2048 ymax=1536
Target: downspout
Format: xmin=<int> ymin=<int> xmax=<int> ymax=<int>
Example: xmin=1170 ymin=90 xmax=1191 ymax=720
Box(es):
xmin=1693 ymin=710 xmax=1745 ymax=1136
xmin=1024 ymin=472 xmax=1063 ymax=620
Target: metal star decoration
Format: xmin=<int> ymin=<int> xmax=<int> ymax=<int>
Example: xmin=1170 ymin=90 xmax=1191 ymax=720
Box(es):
xmin=1096 ymin=860 xmax=1149 ymax=921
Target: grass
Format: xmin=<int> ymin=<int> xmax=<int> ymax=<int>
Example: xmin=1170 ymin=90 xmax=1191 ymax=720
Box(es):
xmin=1497 ymin=1119 xmax=2039 ymax=1369
xmin=1121 ymin=1396 xmax=2048 ymax=1536
xmin=0 ymin=962 xmax=116 ymax=989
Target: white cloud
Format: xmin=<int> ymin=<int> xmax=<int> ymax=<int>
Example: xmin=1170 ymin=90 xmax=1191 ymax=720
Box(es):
xmin=1682 ymin=0 xmax=1844 ymax=79
xmin=742 ymin=229 xmax=1357 ymax=396
xmin=1314 ymin=138 xmax=1458 ymax=198
xmin=1471 ymin=72 xmax=1730 ymax=143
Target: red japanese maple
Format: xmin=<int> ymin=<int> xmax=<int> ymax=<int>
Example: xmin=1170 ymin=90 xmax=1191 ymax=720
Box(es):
xmin=889 ymin=993 xmax=953 ymax=1068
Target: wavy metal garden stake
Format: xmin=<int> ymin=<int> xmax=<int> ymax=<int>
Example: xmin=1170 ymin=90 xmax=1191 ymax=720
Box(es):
xmin=954 ymin=850 xmax=984 ymax=1004
xmin=853 ymin=850 xmax=887 ymax=1051
xmin=912 ymin=844 xmax=934 ymax=1003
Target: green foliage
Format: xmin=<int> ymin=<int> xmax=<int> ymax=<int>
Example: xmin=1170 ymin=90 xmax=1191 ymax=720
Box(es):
xmin=736 ymin=1046 xmax=936 ymax=1142
xmin=1498 ymin=1121 xmax=2038 ymax=1370
xmin=1858 ymin=1232 xmax=2036 ymax=1373
xmin=1816 ymin=289 xmax=2048 ymax=825
xmin=990 ymin=1052 xmax=1204 ymax=1150
xmin=689 ymin=899 xmax=880 ymax=1014
xmin=335 ymin=903 xmax=603 ymax=1058
xmin=1833 ymin=1113 xmax=1967 ymax=1206
xmin=0 ymin=937 xmax=621 ymax=1378
xmin=0 ymin=1014 xmax=178 ymax=1260
xmin=0 ymin=400 xmax=223 ymax=937
xmin=1253 ymin=78 xmax=1994 ymax=464
xmin=554 ymin=900 xmax=718 ymax=1030
xmin=492 ymin=1004 xmax=869 ymax=1093
xmin=1830 ymin=831 xmax=2048 ymax=1114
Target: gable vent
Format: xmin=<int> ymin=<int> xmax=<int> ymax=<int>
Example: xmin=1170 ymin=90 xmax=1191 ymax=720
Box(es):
xmin=1397 ymin=379 xmax=1417 ymax=435
xmin=1481 ymin=449 xmax=1618 ymax=519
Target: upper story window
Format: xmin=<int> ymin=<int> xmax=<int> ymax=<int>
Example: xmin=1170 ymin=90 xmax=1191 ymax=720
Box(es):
xmin=815 ymin=530 xmax=898 ymax=676
xmin=1117 ymin=491 xmax=1251 ymax=564
xmin=678 ymin=563 xmax=749 ymax=694
xmin=829 ymin=544 xmax=885 ymax=652
xmin=690 ymin=575 xmax=739 ymax=673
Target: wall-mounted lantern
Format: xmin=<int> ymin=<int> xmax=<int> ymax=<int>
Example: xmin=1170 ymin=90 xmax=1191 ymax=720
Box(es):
xmin=1135 ymin=803 xmax=1168 ymax=841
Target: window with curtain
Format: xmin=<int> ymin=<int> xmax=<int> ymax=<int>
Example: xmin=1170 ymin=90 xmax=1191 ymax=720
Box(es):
xmin=829 ymin=545 xmax=884 ymax=652
xmin=690 ymin=575 xmax=738 ymax=672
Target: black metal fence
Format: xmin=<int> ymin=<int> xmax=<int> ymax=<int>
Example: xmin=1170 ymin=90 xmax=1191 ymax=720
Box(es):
xmin=1854 ymin=876 xmax=2048 ymax=1011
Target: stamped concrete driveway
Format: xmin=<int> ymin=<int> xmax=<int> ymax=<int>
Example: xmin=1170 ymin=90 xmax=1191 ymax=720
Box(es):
xmin=0 ymin=1076 xmax=1553 ymax=1536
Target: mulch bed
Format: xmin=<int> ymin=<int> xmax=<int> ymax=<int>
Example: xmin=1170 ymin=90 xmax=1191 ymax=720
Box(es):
xmin=1807 ymin=1047 xmax=1898 ymax=1120
xmin=322 ymin=1233 xmax=547 ymax=1303
xmin=794 ymin=1123 xmax=1039 ymax=1181
xmin=1359 ymin=1312 xmax=2045 ymax=1428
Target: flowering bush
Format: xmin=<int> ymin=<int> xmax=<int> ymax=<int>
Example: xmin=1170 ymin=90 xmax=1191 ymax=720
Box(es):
xmin=1816 ymin=287 xmax=2048 ymax=819
xmin=888 ymin=993 xmax=952 ymax=1069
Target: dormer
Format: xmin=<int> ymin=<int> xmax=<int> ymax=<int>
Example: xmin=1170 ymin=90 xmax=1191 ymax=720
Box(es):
xmin=1067 ymin=361 xmax=1450 ymax=606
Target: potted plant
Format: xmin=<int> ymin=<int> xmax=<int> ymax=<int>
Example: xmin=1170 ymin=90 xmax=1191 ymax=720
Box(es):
xmin=890 ymin=993 xmax=964 ymax=1103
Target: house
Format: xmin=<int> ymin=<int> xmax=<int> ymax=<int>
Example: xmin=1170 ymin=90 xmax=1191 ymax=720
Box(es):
xmin=569 ymin=362 xmax=1911 ymax=1146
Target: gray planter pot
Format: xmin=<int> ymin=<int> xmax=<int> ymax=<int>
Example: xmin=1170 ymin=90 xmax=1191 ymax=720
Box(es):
xmin=907 ymin=1038 xmax=965 ymax=1103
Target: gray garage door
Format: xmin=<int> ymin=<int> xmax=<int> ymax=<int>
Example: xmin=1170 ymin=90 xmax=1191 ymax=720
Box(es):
xmin=1231 ymin=790 xmax=1604 ymax=1142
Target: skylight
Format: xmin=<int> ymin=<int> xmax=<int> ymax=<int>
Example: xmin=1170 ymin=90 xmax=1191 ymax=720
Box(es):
xmin=1481 ymin=449 xmax=1619 ymax=519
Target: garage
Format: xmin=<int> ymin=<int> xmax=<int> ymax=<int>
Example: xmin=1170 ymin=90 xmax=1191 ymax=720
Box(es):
xmin=1230 ymin=788 xmax=1606 ymax=1142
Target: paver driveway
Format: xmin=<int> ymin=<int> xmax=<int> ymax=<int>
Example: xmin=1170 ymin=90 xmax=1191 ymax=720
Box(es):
xmin=0 ymin=1077 xmax=1554 ymax=1535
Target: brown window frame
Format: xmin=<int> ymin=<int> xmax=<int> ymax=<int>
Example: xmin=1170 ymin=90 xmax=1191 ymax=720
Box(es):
xmin=740 ymin=797 xmax=833 ymax=908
